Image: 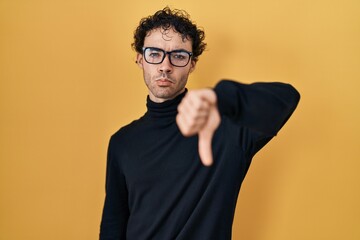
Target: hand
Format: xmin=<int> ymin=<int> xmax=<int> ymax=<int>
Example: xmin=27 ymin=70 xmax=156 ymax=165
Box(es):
xmin=176 ymin=89 xmax=221 ymax=166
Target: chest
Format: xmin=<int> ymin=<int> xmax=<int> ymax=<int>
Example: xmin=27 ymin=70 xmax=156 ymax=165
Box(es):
xmin=122 ymin=123 xmax=199 ymax=186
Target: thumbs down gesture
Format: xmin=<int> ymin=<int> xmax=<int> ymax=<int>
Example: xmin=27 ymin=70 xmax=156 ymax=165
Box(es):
xmin=176 ymin=89 xmax=221 ymax=166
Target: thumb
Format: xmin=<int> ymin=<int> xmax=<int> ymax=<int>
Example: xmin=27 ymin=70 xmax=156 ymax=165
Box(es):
xmin=198 ymin=128 xmax=215 ymax=166
xmin=197 ymin=91 xmax=221 ymax=167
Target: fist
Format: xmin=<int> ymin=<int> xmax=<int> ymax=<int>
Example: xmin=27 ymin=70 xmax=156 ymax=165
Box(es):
xmin=176 ymin=89 xmax=221 ymax=166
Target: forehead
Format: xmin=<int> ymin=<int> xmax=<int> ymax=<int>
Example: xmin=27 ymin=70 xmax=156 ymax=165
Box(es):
xmin=144 ymin=27 xmax=192 ymax=51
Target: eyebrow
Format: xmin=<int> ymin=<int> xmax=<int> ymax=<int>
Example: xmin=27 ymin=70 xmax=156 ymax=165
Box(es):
xmin=144 ymin=46 xmax=192 ymax=53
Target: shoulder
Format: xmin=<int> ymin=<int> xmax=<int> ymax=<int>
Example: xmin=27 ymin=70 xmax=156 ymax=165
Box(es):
xmin=111 ymin=116 xmax=147 ymax=142
xmin=106 ymin=116 xmax=147 ymax=160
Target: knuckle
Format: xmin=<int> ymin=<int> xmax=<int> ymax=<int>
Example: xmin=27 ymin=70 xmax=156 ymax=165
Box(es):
xmin=182 ymin=129 xmax=192 ymax=137
xmin=187 ymin=118 xmax=196 ymax=128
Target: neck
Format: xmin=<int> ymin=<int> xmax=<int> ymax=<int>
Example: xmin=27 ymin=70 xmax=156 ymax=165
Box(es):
xmin=145 ymin=89 xmax=187 ymax=118
xmin=149 ymin=88 xmax=186 ymax=103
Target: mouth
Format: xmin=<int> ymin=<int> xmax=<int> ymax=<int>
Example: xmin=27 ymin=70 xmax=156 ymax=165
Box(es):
xmin=155 ymin=77 xmax=174 ymax=86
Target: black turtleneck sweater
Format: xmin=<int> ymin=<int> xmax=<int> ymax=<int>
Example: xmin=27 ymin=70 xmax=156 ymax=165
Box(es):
xmin=99 ymin=80 xmax=300 ymax=240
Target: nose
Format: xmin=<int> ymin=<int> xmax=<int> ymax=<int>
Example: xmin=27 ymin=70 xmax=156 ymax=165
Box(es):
xmin=158 ymin=54 xmax=173 ymax=73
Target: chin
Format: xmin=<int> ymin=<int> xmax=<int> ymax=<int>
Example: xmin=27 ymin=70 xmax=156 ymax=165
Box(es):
xmin=153 ymin=88 xmax=175 ymax=97
xmin=152 ymin=91 xmax=179 ymax=101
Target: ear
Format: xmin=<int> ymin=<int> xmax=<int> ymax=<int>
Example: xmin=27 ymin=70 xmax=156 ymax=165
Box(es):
xmin=189 ymin=60 xmax=196 ymax=73
xmin=136 ymin=53 xmax=144 ymax=69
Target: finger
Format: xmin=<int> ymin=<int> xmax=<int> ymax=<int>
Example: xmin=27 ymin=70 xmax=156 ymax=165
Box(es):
xmin=176 ymin=111 xmax=208 ymax=136
xmin=177 ymin=94 xmax=211 ymax=136
xmin=181 ymin=93 xmax=210 ymax=116
xmin=176 ymin=113 xmax=192 ymax=136
xmin=198 ymin=130 xmax=214 ymax=166
xmin=190 ymin=93 xmax=208 ymax=111
xmin=195 ymin=89 xmax=217 ymax=105
xmin=179 ymin=102 xmax=209 ymax=126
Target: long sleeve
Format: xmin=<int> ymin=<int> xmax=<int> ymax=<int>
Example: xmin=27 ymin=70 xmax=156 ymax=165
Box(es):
xmin=98 ymin=80 xmax=300 ymax=240
xmin=99 ymin=136 xmax=129 ymax=240
xmin=214 ymin=79 xmax=300 ymax=157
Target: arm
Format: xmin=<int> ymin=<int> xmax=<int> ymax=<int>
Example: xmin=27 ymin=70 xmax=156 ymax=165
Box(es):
xmin=176 ymin=80 xmax=300 ymax=166
xmin=99 ymin=136 xmax=129 ymax=240
xmin=214 ymin=79 xmax=300 ymax=155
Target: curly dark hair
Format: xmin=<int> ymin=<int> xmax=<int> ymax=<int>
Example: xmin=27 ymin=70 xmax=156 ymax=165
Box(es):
xmin=132 ymin=7 xmax=206 ymax=62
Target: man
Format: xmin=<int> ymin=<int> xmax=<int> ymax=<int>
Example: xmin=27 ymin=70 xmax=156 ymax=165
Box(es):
xmin=100 ymin=7 xmax=300 ymax=240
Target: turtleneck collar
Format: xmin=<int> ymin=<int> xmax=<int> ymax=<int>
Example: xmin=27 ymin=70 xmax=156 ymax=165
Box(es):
xmin=145 ymin=89 xmax=187 ymax=118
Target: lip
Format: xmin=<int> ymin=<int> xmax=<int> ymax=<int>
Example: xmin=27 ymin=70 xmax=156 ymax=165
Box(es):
xmin=156 ymin=78 xmax=173 ymax=86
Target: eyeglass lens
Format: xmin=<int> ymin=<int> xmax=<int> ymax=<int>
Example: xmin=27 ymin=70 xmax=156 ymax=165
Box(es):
xmin=144 ymin=48 xmax=191 ymax=67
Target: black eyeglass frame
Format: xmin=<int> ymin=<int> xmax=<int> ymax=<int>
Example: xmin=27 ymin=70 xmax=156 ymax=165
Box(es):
xmin=142 ymin=47 xmax=193 ymax=67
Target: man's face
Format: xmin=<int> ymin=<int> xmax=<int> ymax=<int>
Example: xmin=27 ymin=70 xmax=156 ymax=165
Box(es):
xmin=136 ymin=27 xmax=196 ymax=103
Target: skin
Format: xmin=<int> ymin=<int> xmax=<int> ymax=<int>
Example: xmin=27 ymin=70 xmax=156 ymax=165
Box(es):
xmin=176 ymin=89 xmax=221 ymax=166
xmin=136 ymin=27 xmax=220 ymax=166
xmin=136 ymin=27 xmax=196 ymax=103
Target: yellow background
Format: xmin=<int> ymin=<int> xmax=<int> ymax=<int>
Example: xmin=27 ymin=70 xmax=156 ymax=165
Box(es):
xmin=1 ymin=0 xmax=359 ymax=239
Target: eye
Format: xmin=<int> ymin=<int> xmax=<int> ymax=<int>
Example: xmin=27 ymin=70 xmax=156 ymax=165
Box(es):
xmin=149 ymin=52 xmax=161 ymax=58
xmin=172 ymin=53 xmax=187 ymax=60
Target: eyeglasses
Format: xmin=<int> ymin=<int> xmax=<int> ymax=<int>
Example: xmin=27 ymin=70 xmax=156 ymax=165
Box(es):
xmin=142 ymin=47 xmax=193 ymax=67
